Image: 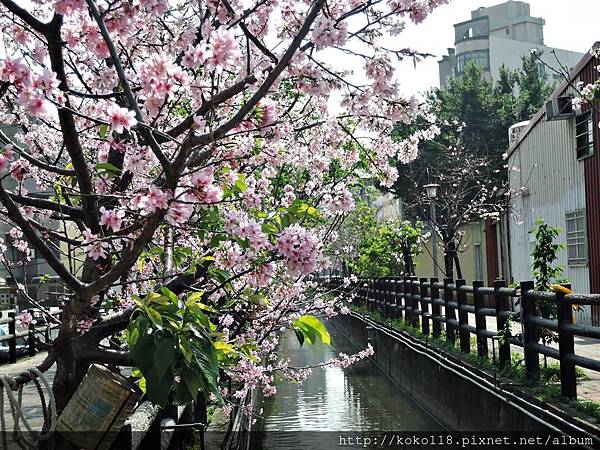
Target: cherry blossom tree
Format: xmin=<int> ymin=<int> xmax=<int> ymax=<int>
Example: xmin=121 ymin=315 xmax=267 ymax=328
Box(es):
xmin=0 ymin=0 xmax=448 ymax=441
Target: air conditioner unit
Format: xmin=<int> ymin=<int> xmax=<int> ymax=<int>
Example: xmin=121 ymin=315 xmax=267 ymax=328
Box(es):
xmin=546 ymin=96 xmax=574 ymax=120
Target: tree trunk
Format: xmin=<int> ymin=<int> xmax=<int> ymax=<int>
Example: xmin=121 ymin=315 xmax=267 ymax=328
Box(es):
xmin=44 ymin=308 xmax=91 ymax=449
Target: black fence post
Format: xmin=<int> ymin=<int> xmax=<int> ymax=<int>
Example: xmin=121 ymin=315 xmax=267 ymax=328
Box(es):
xmin=444 ymin=278 xmax=456 ymax=345
xmin=377 ymin=278 xmax=385 ymax=312
xmin=28 ymin=308 xmax=36 ymax=357
xmin=8 ymin=311 xmax=16 ymax=363
xmin=392 ymin=278 xmax=399 ymax=321
xmin=404 ymin=276 xmax=412 ymax=324
xmin=374 ymin=279 xmax=381 ymax=313
xmin=494 ymin=279 xmax=510 ymax=369
xmin=473 ymin=281 xmax=488 ymax=358
xmin=383 ymin=278 xmax=392 ymax=318
xmin=194 ymin=392 xmax=207 ymax=450
xmin=420 ymin=277 xmax=430 ymax=336
xmin=556 ymin=284 xmax=576 ymax=399
xmin=521 ymin=281 xmax=540 ymax=383
xmin=385 ymin=278 xmax=392 ymax=317
xmin=456 ymin=279 xmax=470 ymax=353
xmin=431 ymin=278 xmax=441 ymax=339
xmin=411 ymin=276 xmax=419 ymax=328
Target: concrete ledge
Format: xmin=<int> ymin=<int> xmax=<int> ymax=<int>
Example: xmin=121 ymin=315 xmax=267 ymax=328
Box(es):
xmin=332 ymin=313 xmax=600 ymax=440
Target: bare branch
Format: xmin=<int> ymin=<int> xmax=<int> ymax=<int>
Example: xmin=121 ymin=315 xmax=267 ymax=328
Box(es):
xmin=0 ymin=0 xmax=48 ymax=33
xmin=0 ymin=181 xmax=83 ymax=292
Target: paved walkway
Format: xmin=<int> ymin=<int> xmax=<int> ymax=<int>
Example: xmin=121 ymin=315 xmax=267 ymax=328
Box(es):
xmin=0 ymin=352 xmax=56 ymax=433
xmin=470 ymin=311 xmax=600 ymax=402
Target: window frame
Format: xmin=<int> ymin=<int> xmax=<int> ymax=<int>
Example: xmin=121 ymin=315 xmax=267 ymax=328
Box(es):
xmin=456 ymin=49 xmax=490 ymax=74
xmin=565 ymin=210 xmax=588 ymax=267
xmin=575 ymin=111 xmax=594 ymax=160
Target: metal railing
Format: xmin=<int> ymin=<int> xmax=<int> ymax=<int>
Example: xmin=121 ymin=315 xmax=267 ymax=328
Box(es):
xmin=0 ymin=308 xmax=61 ymax=364
xmin=325 ymin=276 xmax=600 ymax=400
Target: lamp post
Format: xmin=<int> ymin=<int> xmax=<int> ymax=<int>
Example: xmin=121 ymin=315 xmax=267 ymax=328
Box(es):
xmin=424 ymin=184 xmax=440 ymax=279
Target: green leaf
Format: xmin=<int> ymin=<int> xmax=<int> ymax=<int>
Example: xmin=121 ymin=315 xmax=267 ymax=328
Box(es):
xmin=192 ymin=339 xmax=222 ymax=403
xmin=234 ymin=174 xmax=248 ymax=193
xmin=130 ymin=333 xmax=156 ymax=374
xmin=99 ymin=124 xmax=109 ymax=139
xmin=295 ymin=321 xmax=317 ymax=345
xmin=146 ymin=307 xmax=163 ymax=329
xmin=95 ymin=162 xmax=121 ymax=177
xmin=293 ymin=315 xmax=331 ymax=346
xmin=294 ymin=328 xmax=305 ymax=347
xmin=127 ymin=327 xmax=140 ymax=348
xmin=145 ymin=367 xmax=173 ymax=407
xmin=146 ymin=292 xmax=170 ymax=306
xmin=214 ymin=341 xmax=234 ymax=354
xmin=182 ymin=367 xmax=204 ymax=399
xmin=261 ymin=222 xmax=279 ymax=235
xmin=153 ymin=332 xmax=175 ymax=379
xmin=179 ymin=338 xmax=193 ymax=364
xmin=160 ymin=286 xmax=179 ymax=305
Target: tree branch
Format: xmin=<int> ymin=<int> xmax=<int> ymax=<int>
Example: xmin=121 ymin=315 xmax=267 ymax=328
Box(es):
xmin=46 ymin=15 xmax=100 ymax=234
xmin=0 ymin=181 xmax=83 ymax=292
xmin=0 ymin=130 xmax=75 ymax=176
xmin=0 ymin=0 xmax=48 ymax=33
xmin=9 ymin=193 xmax=83 ymax=219
xmin=187 ymin=0 xmax=327 ymax=161
xmin=9 ymin=350 xmax=56 ymax=388
xmin=80 ymin=347 xmax=131 ymax=366
xmin=160 ymin=74 xmax=257 ymax=143
xmin=85 ymin=0 xmax=172 ymax=174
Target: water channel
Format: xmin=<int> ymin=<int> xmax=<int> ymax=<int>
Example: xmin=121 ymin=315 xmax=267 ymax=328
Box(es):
xmin=261 ymin=320 xmax=443 ymax=449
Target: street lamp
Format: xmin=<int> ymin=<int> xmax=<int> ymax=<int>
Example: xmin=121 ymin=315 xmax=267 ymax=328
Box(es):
xmin=423 ymin=184 xmax=440 ymax=279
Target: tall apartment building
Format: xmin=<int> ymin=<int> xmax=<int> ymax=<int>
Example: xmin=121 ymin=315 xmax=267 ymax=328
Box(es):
xmin=438 ymin=1 xmax=583 ymax=86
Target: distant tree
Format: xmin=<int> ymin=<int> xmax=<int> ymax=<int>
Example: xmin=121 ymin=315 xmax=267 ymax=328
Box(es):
xmin=517 ymin=54 xmax=555 ymax=119
xmin=328 ymin=196 xmax=423 ymax=278
xmin=386 ymin=55 xmax=554 ymax=278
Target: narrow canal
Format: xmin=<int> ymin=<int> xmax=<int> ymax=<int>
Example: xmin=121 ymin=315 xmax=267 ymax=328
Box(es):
xmin=261 ymin=321 xmax=443 ymax=449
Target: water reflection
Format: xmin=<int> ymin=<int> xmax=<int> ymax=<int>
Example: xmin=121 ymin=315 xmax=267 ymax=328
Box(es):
xmin=261 ymin=321 xmax=442 ymax=448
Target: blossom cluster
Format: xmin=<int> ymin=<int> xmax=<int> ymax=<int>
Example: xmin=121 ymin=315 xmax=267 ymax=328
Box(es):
xmin=0 ymin=0 xmax=449 ymax=411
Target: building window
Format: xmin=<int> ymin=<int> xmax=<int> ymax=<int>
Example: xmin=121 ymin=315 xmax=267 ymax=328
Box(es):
xmin=456 ymin=50 xmax=490 ymax=74
xmin=575 ymin=111 xmax=594 ymax=160
xmin=565 ymin=210 xmax=587 ymax=266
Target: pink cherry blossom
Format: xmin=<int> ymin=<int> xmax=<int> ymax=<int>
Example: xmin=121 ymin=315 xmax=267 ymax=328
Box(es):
xmin=99 ymin=207 xmax=125 ymax=232
xmin=106 ymin=103 xmax=137 ymax=134
xmin=17 ymin=312 xmax=33 ymax=329
xmin=83 ymin=230 xmax=109 ymax=261
xmin=276 ymin=224 xmax=322 ymax=275
xmin=206 ymin=29 xmax=238 ymax=71
xmin=165 ymin=201 xmax=193 ymax=226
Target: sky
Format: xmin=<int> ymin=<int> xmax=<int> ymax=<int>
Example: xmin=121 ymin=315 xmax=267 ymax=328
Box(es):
xmin=393 ymin=0 xmax=600 ymax=96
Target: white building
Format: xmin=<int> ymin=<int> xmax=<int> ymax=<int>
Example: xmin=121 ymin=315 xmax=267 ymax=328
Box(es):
xmin=438 ymin=1 xmax=583 ymax=86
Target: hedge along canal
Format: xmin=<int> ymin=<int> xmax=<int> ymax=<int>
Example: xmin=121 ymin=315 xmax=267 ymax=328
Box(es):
xmin=258 ymin=317 xmax=443 ymax=449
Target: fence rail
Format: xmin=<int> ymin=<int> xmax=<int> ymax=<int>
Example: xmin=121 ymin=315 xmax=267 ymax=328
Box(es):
xmin=0 ymin=308 xmax=61 ymax=364
xmin=325 ymin=275 xmax=600 ymax=400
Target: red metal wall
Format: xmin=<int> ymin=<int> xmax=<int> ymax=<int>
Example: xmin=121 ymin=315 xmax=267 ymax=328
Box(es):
xmin=580 ymin=56 xmax=600 ymax=324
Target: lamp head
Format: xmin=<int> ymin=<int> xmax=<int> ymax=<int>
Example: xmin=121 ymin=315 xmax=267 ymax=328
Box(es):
xmin=424 ymin=183 xmax=440 ymax=199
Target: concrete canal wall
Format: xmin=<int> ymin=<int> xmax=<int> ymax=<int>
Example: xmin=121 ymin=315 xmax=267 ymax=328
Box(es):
xmin=332 ymin=313 xmax=565 ymax=433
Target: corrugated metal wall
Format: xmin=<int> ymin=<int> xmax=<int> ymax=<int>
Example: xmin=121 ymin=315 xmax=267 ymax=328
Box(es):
xmin=508 ymin=116 xmax=592 ymax=324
